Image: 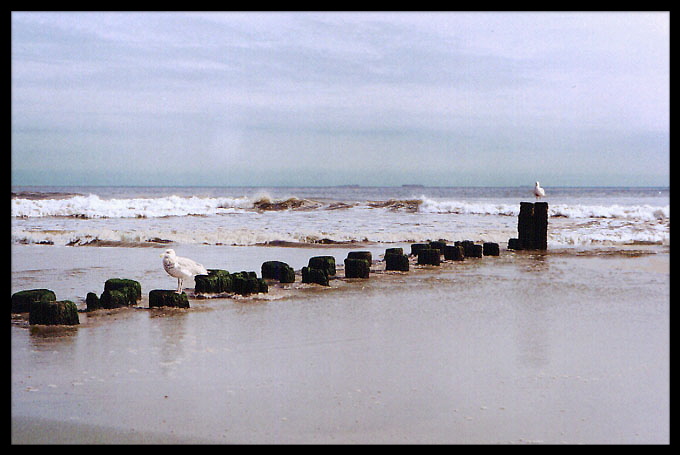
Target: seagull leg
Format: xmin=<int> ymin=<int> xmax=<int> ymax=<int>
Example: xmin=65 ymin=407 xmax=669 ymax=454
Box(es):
xmin=176 ymin=278 xmax=182 ymax=294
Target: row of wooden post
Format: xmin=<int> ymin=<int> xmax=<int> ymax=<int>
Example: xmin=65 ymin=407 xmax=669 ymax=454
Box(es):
xmin=12 ymin=202 xmax=548 ymax=324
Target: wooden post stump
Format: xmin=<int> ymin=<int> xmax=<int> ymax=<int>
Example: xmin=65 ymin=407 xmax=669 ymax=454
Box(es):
xmin=429 ymin=240 xmax=447 ymax=254
xmin=417 ymin=249 xmax=441 ymax=266
xmin=86 ymin=292 xmax=101 ymax=311
xmin=344 ymin=258 xmax=370 ymax=278
xmin=100 ymin=278 xmax=141 ymax=308
xmin=347 ymin=251 xmax=372 ymax=263
xmin=533 ymin=202 xmax=549 ymax=250
xmin=195 ymin=269 xmax=234 ymax=293
xmin=29 ymin=300 xmax=79 ymax=325
xmin=302 ymin=266 xmax=330 ymax=286
xmin=385 ymin=253 xmax=409 ymax=271
xmin=149 ymin=290 xmax=190 ymax=308
xmin=308 ymin=256 xmax=336 ymax=277
xmin=410 ymin=243 xmax=429 ymax=256
xmin=232 ymin=271 xmax=268 ymax=295
xmin=483 ymin=242 xmax=500 ymax=256
xmin=443 ymin=245 xmax=465 ymax=261
xmin=11 ymin=289 xmax=56 ymax=313
xmin=261 ymin=261 xmax=295 ymax=283
xmin=514 ymin=202 xmax=549 ymax=250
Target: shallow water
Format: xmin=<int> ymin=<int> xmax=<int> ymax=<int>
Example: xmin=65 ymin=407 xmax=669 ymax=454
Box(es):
xmin=11 ymin=244 xmax=669 ymax=443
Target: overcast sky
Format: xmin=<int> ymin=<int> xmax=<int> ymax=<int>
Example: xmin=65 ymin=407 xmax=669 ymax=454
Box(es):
xmin=11 ymin=11 xmax=669 ymax=187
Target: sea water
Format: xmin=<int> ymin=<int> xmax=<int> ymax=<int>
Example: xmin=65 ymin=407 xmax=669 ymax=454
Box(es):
xmin=11 ymin=185 xmax=670 ymax=249
xmin=11 ymin=185 xmax=669 ymax=443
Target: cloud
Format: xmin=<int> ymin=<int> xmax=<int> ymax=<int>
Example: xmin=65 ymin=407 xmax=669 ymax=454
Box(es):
xmin=11 ymin=11 xmax=669 ymax=186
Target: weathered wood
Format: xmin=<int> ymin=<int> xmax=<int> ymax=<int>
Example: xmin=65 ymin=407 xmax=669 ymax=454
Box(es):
xmin=410 ymin=243 xmax=429 ymax=256
xmin=347 ymin=251 xmax=372 ymax=263
xmin=86 ymin=292 xmax=101 ymax=311
xmin=232 ymin=271 xmax=268 ymax=295
xmin=344 ymin=258 xmax=370 ymax=278
xmin=417 ymin=249 xmax=441 ymax=266
xmin=533 ymin=202 xmax=549 ymax=250
xmin=11 ymin=289 xmax=56 ymax=313
xmin=429 ymin=240 xmax=447 ymax=254
xmin=29 ymin=300 xmax=79 ymax=325
xmin=261 ymin=261 xmax=295 ymax=283
xmin=302 ymin=266 xmax=330 ymax=286
xmin=149 ymin=290 xmax=190 ymax=308
xmin=516 ymin=202 xmax=548 ymax=250
xmin=308 ymin=256 xmax=336 ymax=277
xmin=468 ymin=244 xmax=483 ymax=258
xmin=455 ymin=240 xmax=475 ymax=258
xmin=195 ymin=269 xmax=233 ymax=293
xmin=483 ymin=242 xmax=500 ymax=256
xmin=101 ymin=278 xmax=141 ymax=308
xmin=385 ymin=253 xmax=409 ymax=271
xmin=443 ymin=245 xmax=464 ymax=261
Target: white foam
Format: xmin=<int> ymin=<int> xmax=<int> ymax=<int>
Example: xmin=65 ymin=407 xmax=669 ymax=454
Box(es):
xmin=11 ymin=194 xmax=253 ymax=219
xmin=11 ymin=193 xmax=669 ymax=248
xmin=417 ymin=196 xmax=669 ymax=221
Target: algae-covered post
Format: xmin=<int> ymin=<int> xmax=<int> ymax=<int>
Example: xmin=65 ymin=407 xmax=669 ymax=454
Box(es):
xmin=29 ymin=300 xmax=79 ymax=325
xmin=443 ymin=245 xmax=464 ymax=261
xmin=345 ymin=251 xmax=372 ymax=278
xmin=429 ymin=241 xmax=447 ymax=254
xmin=344 ymin=258 xmax=370 ymax=278
xmin=347 ymin=251 xmax=372 ymax=263
xmin=100 ymin=278 xmax=142 ymax=309
xmin=195 ymin=269 xmax=233 ymax=294
xmin=232 ymin=271 xmax=268 ymax=295
xmin=11 ymin=289 xmax=56 ymax=313
xmin=302 ymin=266 xmax=330 ymax=286
xmin=261 ymin=261 xmax=295 ymax=283
xmin=410 ymin=243 xmax=429 ymax=256
xmin=86 ymin=292 xmax=101 ymax=311
xmin=384 ymin=249 xmax=409 ymax=271
xmin=308 ymin=256 xmax=336 ymax=277
xmin=417 ymin=249 xmax=440 ymax=266
xmin=149 ymin=290 xmax=190 ymax=308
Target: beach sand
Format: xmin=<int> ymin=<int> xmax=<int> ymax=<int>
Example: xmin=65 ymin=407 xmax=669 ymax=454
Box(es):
xmin=11 ymin=245 xmax=669 ymax=444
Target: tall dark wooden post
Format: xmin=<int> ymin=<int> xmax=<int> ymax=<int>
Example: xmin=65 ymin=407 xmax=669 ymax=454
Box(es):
xmin=513 ymin=202 xmax=548 ymax=250
xmin=533 ymin=202 xmax=549 ymax=250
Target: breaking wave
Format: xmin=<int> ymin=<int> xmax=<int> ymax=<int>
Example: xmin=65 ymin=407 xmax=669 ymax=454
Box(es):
xmin=11 ymin=193 xmax=669 ymax=222
xmin=417 ymin=197 xmax=669 ymax=221
xmin=11 ymin=191 xmax=669 ymax=248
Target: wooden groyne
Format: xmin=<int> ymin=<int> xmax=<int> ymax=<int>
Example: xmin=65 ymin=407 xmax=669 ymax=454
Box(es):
xmin=11 ymin=202 xmax=547 ymax=322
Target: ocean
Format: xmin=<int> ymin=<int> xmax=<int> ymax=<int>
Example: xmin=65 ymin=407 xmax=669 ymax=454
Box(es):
xmin=11 ymin=185 xmax=669 ymax=443
xmin=11 ymin=185 xmax=670 ymax=249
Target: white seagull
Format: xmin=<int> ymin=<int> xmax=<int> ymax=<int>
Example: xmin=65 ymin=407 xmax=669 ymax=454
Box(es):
xmin=161 ymin=249 xmax=208 ymax=293
xmin=533 ymin=181 xmax=546 ymax=199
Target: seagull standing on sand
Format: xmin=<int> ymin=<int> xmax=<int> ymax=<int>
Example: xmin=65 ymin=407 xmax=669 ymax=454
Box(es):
xmin=161 ymin=249 xmax=208 ymax=294
xmin=534 ymin=181 xmax=546 ymax=199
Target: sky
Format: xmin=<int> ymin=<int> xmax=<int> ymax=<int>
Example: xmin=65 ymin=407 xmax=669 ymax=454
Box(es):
xmin=11 ymin=11 xmax=669 ymax=187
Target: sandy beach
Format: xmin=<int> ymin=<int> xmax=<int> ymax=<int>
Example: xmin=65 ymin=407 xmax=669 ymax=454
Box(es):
xmin=11 ymin=245 xmax=669 ymax=444
xmin=12 ymin=10 xmax=669 ymax=445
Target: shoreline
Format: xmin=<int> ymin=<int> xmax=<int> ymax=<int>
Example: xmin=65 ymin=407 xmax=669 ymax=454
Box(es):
xmin=12 ymin=416 xmax=215 ymax=445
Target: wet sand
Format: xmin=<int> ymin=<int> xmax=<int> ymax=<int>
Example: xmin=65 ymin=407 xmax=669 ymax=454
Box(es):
xmin=11 ymin=245 xmax=669 ymax=444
